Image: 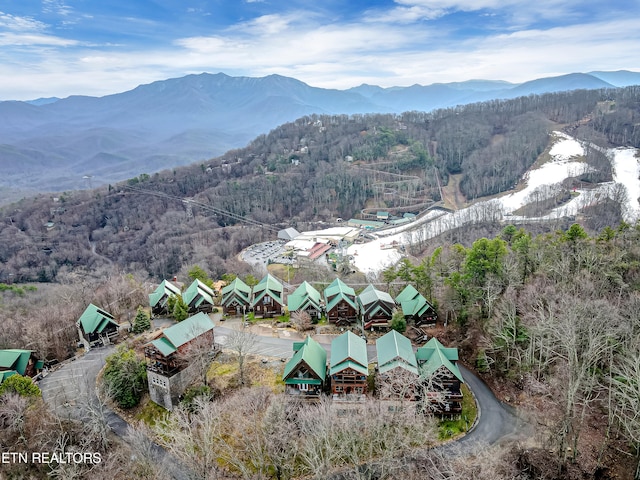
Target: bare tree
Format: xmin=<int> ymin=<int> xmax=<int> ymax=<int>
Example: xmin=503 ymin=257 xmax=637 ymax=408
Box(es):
xmin=291 ymin=310 xmax=313 ymax=332
xmin=226 ymin=326 xmax=257 ymax=386
xmin=610 ymin=339 xmax=640 ymax=479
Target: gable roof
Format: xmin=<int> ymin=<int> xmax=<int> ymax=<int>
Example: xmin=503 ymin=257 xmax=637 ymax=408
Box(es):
xmin=251 ymin=274 xmax=283 ymax=307
xmin=287 ymin=281 xmax=322 ymax=312
xmin=183 ymin=279 xmax=215 ymax=308
xmin=77 ymin=303 xmax=118 ymax=334
xmin=283 ymin=336 xmax=327 ymax=383
xmin=358 ymin=284 xmax=395 ymax=308
xmin=395 ymin=285 xmax=420 ymax=304
xmin=416 ymin=337 xmax=464 ymax=383
xmin=221 ymin=277 xmax=252 ymax=306
xmin=330 ymin=331 xmax=368 ymax=376
xmin=0 ymin=349 xmax=32 ymax=376
xmin=324 ymin=278 xmax=358 ymax=312
xmin=375 ymin=330 xmax=418 ymax=375
xmin=149 ymin=279 xmax=181 ymax=308
xmin=150 ymin=312 xmax=214 ymax=357
xmin=396 ymin=285 xmax=434 ymax=317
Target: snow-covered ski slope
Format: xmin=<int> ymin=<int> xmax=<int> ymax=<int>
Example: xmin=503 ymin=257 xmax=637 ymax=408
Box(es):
xmin=348 ymin=131 xmax=640 ymax=274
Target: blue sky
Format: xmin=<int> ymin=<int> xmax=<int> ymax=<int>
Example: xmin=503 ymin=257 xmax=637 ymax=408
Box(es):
xmin=0 ymin=0 xmax=639 ymax=100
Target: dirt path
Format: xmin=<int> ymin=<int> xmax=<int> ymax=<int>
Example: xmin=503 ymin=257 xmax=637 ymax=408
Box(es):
xmin=440 ymin=173 xmax=467 ymax=210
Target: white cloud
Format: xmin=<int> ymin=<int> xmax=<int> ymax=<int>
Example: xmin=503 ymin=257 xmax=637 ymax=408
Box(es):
xmin=0 ymin=11 xmax=46 ymax=31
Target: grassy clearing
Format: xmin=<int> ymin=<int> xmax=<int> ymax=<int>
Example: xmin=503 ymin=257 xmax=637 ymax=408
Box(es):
xmin=438 ymin=383 xmax=477 ymax=440
xmin=207 ymin=355 xmax=285 ymax=394
xmin=135 ymin=397 xmax=168 ymax=427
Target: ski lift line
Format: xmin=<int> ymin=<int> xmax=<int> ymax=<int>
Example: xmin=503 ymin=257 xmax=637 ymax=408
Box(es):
xmin=122 ymin=185 xmax=279 ymax=232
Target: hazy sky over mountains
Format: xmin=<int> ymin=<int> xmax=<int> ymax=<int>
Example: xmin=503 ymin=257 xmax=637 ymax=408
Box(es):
xmin=1 ymin=0 xmax=638 ymax=100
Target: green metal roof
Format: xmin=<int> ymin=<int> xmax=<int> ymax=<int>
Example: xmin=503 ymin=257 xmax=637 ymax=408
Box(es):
xmin=287 ymin=281 xmax=322 ymax=312
xmin=151 ymin=337 xmax=179 ymax=356
xmin=183 ymin=279 xmax=215 ymax=308
xmin=395 ymin=285 xmax=420 ymax=304
xmin=359 ymin=284 xmax=395 ymax=308
xmin=375 ymin=331 xmax=418 ymax=375
xmin=283 ymin=336 xmax=327 ymax=382
xmin=0 ymin=349 xmax=31 ymax=376
xmin=330 ymin=331 xmax=368 ymax=375
xmin=221 ymin=278 xmax=252 ymax=307
xmin=416 ymin=338 xmax=463 ymax=383
xmin=77 ymin=304 xmax=118 ymax=334
xmin=151 ymin=312 xmax=215 ymax=356
xmin=251 ymin=274 xmax=283 ymax=307
xmin=149 ymin=280 xmax=181 ymax=308
xmin=396 ymin=285 xmax=434 ymax=317
xmin=284 ymin=378 xmax=322 ymax=385
xmin=221 ymin=277 xmax=251 ymax=296
xmin=0 ymin=370 xmax=17 ymax=384
xmin=324 ymin=278 xmax=358 ymax=312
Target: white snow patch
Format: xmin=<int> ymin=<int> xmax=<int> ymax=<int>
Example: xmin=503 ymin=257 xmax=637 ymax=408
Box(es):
xmin=610 ymin=148 xmax=640 ymax=222
xmin=345 ymin=132 xmax=639 ymax=274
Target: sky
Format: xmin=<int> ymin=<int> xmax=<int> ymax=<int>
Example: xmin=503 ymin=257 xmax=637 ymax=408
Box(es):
xmin=1 ymin=0 xmax=639 ymax=100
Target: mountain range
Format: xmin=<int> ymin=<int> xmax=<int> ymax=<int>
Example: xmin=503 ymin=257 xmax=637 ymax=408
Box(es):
xmin=1 ymin=70 xmax=638 ymax=198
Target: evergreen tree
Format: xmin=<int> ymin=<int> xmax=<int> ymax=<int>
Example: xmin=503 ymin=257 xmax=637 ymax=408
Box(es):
xmin=103 ymin=345 xmax=147 ymax=409
xmin=132 ymin=306 xmax=151 ymax=334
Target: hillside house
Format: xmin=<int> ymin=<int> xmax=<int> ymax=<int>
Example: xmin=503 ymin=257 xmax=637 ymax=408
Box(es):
xmin=221 ymin=277 xmax=252 ymax=316
xmin=0 ymin=350 xmax=43 ymax=384
xmin=149 ymin=279 xmax=182 ymax=315
xmin=251 ymin=274 xmax=284 ymax=318
xmin=183 ymin=279 xmax=215 ymax=314
xmin=375 ymin=330 xmax=419 ymax=400
xmin=324 ymin=278 xmax=359 ymax=325
xmin=144 ymin=312 xmax=216 ymax=410
xmin=287 ymin=281 xmax=323 ymax=320
xmin=76 ymin=304 xmax=119 ymax=350
xmin=329 ymin=332 xmax=368 ymax=399
xmin=359 ymin=284 xmax=395 ymax=330
xmin=416 ymin=338 xmax=464 ymax=415
xmin=395 ymin=285 xmax=438 ymax=326
xmin=282 ymin=336 xmax=327 ymax=398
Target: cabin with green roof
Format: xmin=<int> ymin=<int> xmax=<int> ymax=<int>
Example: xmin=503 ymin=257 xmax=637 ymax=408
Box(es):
xmin=183 ymin=279 xmax=215 ymax=314
xmin=329 ymin=331 xmax=368 ymax=398
xmin=395 ymin=285 xmax=437 ymax=326
xmin=375 ymin=330 xmax=419 ymax=400
xmin=76 ymin=303 xmax=119 ymax=349
xmin=416 ymin=337 xmax=464 ymax=414
xmin=145 ymin=312 xmax=216 ymax=410
xmin=0 ymin=349 xmax=42 ymax=383
xmin=324 ymin=278 xmax=359 ymax=325
xmin=359 ymin=284 xmax=396 ymax=330
xmin=149 ymin=279 xmax=182 ymax=315
xmin=221 ymin=277 xmax=252 ymax=316
xmin=287 ymin=281 xmax=323 ymax=319
xmin=282 ymin=336 xmax=327 ymax=398
xmin=251 ymin=274 xmax=284 ymax=318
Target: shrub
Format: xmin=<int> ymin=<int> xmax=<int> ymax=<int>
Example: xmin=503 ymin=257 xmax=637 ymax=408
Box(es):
xmin=0 ymin=374 xmax=41 ymax=397
xmin=103 ymin=345 xmax=147 ymax=409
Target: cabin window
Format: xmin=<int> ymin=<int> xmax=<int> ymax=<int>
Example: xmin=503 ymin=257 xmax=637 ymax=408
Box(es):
xmin=299 ymin=383 xmax=308 ymax=391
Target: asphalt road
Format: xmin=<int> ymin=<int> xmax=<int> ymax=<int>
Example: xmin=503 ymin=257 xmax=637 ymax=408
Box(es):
xmin=39 ymin=324 xmax=523 ymax=479
xmin=39 ymin=344 xmax=188 ymax=480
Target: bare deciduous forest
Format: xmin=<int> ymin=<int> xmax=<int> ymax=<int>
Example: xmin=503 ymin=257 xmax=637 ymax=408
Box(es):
xmin=1 ymin=86 xmax=640 ymax=479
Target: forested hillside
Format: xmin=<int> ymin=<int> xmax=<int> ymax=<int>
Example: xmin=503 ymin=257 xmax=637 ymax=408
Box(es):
xmin=2 ymin=86 xmax=640 ymax=479
xmin=1 ymin=86 xmax=639 ymax=284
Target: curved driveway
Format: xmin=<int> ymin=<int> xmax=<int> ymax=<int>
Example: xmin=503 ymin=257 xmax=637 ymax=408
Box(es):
xmin=39 ymin=324 xmax=524 ymax=479
xmin=214 ymin=324 xmax=525 ymax=452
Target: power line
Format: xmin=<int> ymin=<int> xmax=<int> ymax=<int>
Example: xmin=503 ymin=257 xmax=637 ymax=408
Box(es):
xmin=122 ymin=185 xmax=279 ymax=232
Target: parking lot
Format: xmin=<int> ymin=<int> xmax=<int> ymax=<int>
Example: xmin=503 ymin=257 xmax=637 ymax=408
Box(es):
xmin=240 ymin=240 xmax=287 ymax=271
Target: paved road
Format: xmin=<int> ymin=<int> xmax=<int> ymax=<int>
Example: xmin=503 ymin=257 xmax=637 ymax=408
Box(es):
xmin=39 ymin=323 xmax=523 ymax=479
xmin=215 ymin=325 xmax=524 ymax=453
xmin=39 ymin=345 xmax=188 ymax=480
